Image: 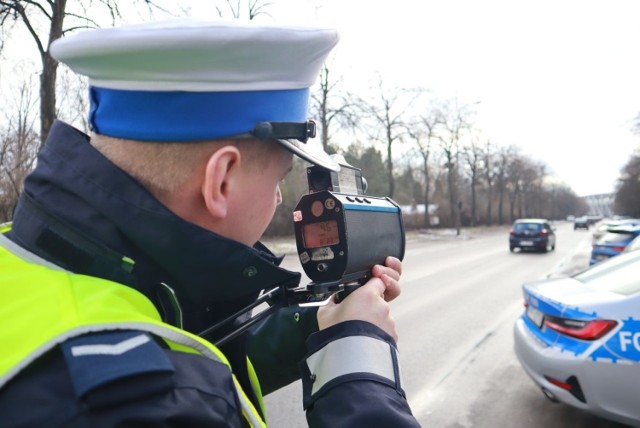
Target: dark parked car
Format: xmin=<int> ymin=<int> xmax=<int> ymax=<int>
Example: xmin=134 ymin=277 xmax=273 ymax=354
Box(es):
xmin=509 ymin=218 xmax=556 ymax=253
xmin=574 ymin=217 xmax=589 ymax=230
xmin=590 ymin=224 xmax=640 ymax=265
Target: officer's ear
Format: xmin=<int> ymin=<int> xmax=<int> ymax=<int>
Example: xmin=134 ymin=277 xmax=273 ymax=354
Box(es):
xmin=202 ymin=145 xmax=242 ymax=219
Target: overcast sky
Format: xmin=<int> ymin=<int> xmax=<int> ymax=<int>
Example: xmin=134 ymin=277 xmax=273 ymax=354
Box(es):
xmin=202 ymin=0 xmax=640 ymax=197
xmin=4 ymin=0 xmax=640 ymax=197
xmin=275 ymin=0 xmax=640 ymax=197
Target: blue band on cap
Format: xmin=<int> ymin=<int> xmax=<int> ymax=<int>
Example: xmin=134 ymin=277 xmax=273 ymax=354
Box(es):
xmin=89 ymin=87 xmax=310 ymax=142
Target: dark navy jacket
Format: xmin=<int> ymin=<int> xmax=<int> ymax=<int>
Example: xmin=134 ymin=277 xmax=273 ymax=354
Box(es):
xmin=0 ymin=121 xmax=419 ymax=427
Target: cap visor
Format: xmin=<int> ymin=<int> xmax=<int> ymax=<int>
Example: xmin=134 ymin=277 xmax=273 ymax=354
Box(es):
xmin=275 ymin=139 xmax=340 ymax=171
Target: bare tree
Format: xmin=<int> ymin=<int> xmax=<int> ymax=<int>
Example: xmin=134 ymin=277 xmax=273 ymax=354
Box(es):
xmin=505 ymin=153 xmax=546 ymax=221
xmin=505 ymin=154 xmax=526 ymax=221
xmin=406 ymin=106 xmax=441 ymax=229
xmin=481 ymin=140 xmax=497 ymax=225
xmin=495 ymin=145 xmax=516 ymax=225
xmin=0 ymin=79 xmax=39 ymax=221
xmin=614 ymin=151 xmax=640 ymax=217
xmin=358 ymin=79 xmax=417 ymax=198
xmin=491 ymin=147 xmax=566 ymax=223
xmin=461 ymin=136 xmax=484 ymax=227
xmin=529 ymin=162 xmax=547 ymax=218
xmin=0 ymin=0 xmax=167 ymax=149
xmin=550 ymin=184 xmax=588 ymax=220
xmin=56 ymin=64 xmax=90 ymax=131
xmin=0 ymin=18 xmax=5 ymax=54
xmin=436 ymin=100 xmax=475 ymax=235
xmin=517 ymin=161 xmax=539 ymax=217
xmin=213 ymin=0 xmax=272 ymax=19
xmin=309 ymin=64 xmax=358 ymax=153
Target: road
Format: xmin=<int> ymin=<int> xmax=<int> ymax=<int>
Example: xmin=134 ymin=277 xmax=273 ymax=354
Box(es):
xmin=262 ymin=222 xmax=630 ymax=427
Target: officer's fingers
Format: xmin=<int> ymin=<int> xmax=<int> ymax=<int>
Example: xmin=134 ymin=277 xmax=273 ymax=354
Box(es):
xmin=380 ymin=272 xmax=401 ymax=302
xmin=371 ymin=265 xmax=397 ymax=283
xmin=370 ymin=263 xmax=401 ymax=302
xmin=357 ymin=276 xmax=387 ymax=300
xmin=357 ymin=279 xmax=398 ymax=339
xmin=318 ymin=280 xmax=398 ymax=341
xmin=372 ymin=257 xmax=402 ymax=281
xmin=385 ymin=256 xmax=402 ymax=276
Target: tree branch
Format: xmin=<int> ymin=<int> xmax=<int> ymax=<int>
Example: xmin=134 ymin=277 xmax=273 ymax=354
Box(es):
xmin=11 ymin=1 xmax=46 ymax=57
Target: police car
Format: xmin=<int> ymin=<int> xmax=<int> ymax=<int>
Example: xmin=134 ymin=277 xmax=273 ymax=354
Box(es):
xmin=514 ymin=249 xmax=640 ymax=426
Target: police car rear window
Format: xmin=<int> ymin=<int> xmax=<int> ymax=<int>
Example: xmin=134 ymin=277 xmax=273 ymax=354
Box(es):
xmin=600 ymin=231 xmax=635 ymax=244
xmin=574 ymin=252 xmax=640 ymax=295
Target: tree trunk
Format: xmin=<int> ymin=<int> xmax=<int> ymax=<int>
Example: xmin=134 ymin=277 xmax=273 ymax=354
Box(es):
xmin=319 ymin=68 xmax=330 ymax=152
xmin=446 ymin=163 xmax=460 ymax=234
xmin=498 ymin=181 xmax=505 ymax=225
xmin=422 ymin=159 xmax=430 ymax=229
xmin=486 ymin=181 xmax=493 ymax=226
xmin=509 ymin=197 xmax=515 ymax=223
xmin=386 ymin=135 xmax=394 ymax=198
xmin=39 ymin=0 xmax=67 ymax=148
xmin=320 ymin=102 xmax=329 ymax=152
xmin=518 ymin=189 xmax=524 ymax=218
xmin=39 ymin=56 xmax=58 ymax=149
xmin=470 ymin=177 xmax=477 ymax=227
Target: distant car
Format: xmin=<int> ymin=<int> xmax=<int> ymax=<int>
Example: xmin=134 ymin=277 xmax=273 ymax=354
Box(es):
xmin=590 ymin=224 xmax=640 ymax=265
xmin=591 ymin=218 xmax=640 ymax=243
xmin=509 ymin=218 xmax=556 ymax=253
xmin=574 ymin=217 xmax=589 ymax=230
xmin=514 ymin=250 xmax=640 ymax=426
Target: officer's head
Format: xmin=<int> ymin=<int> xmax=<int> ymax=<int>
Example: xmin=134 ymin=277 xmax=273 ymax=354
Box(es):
xmin=50 ymin=19 xmax=340 ymax=246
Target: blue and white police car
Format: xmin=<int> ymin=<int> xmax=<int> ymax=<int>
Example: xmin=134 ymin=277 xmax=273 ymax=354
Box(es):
xmin=514 ymin=249 xmax=640 ymax=426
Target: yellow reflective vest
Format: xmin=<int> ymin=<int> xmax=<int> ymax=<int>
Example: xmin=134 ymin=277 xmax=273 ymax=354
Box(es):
xmin=0 ymin=230 xmax=266 ymax=427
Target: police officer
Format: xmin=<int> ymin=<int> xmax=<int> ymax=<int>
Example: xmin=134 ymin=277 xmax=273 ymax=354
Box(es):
xmin=0 ymin=20 xmax=419 ymax=427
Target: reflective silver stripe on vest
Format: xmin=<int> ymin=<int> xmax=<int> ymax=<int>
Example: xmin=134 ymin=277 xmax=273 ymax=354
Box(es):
xmin=306 ymin=335 xmax=399 ymax=395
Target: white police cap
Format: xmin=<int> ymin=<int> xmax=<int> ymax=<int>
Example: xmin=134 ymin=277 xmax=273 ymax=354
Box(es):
xmin=50 ymin=19 xmax=340 ymax=171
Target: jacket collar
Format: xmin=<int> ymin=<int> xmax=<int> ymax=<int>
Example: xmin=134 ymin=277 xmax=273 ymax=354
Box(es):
xmin=11 ymin=121 xmax=300 ymax=329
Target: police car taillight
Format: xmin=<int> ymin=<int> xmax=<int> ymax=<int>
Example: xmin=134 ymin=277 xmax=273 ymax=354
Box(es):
xmin=544 ymin=316 xmax=617 ymax=340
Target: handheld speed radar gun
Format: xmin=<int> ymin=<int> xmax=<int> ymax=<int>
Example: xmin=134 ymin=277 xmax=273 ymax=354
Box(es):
xmin=204 ymin=156 xmax=406 ymax=344
xmin=292 ymin=156 xmax=405 ymax=301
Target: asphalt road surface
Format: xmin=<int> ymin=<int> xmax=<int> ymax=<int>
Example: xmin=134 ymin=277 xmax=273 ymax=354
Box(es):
xmin=262 ymin=222 xmax=632 ymax=427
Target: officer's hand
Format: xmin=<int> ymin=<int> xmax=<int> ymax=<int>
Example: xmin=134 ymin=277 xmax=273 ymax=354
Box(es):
xmin=371 ymin=256 xmax=402 ymax=302
xmin=317 ymin=256 xmax=403 ymax=342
